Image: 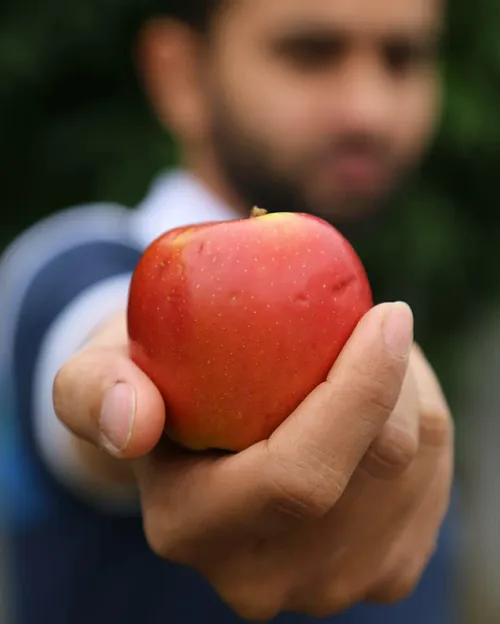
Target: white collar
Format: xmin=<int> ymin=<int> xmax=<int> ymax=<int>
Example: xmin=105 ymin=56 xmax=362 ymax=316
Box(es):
xmin=131 ymin=169 xmax=239 ymax=247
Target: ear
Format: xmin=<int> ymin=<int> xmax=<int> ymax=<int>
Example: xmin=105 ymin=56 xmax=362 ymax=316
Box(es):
xmin=135 ymin=18 xmax=209 ymax=142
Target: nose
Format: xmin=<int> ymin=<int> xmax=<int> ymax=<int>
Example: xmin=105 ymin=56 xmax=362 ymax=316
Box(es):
xmin=328 ymin=52 xmax=395 ymax=137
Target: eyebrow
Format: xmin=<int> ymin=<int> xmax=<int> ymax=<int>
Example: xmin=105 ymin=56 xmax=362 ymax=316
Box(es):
xmin=268 ymin=22 xmax=442 ymax=50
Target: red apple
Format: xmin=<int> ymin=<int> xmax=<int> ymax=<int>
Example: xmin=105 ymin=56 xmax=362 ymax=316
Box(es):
xmin=127 ymin=209 xmax=373 ymax=452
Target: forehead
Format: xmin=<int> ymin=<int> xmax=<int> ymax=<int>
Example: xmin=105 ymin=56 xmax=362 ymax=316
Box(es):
xmin=220 ymin=0 xmax=443 ymax=37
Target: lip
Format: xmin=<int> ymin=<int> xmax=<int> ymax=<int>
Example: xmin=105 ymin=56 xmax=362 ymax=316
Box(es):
xmin=336 ymin=156 xmax=387 ymax=188
xmin=322 ymin=155 xmax=388 ymax=192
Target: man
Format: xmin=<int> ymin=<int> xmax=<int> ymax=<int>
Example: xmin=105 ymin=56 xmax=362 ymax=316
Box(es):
xmin=0 ymin=0 xmax=455 ymax=622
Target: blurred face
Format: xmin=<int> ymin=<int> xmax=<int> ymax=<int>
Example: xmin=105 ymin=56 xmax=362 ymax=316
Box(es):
xmin=202 ymin=0 xmax=443 ymax=221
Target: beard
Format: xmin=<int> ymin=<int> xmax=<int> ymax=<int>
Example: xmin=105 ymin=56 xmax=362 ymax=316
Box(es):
xmin=209 ymin=100 xmax=419 ymax=235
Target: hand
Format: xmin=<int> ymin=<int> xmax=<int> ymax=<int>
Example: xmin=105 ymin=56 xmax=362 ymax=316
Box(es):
xmin=53 ymin=302 xmax=454 ymax=621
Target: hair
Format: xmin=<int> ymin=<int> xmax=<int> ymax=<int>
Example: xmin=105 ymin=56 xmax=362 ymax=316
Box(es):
xmin=165 ymin=0 xmax=223 ymax=32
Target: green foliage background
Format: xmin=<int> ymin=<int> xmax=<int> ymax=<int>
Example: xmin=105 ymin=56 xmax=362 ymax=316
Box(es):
xmin=2 ymin=0 xmax=500 ymax=416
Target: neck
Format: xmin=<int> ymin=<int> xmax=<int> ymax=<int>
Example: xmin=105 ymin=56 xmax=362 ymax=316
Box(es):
xmin=179 ymin=146 xmax=249 ymax=218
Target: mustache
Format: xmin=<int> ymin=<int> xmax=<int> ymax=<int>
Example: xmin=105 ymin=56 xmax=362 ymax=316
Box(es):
xmin=310 ymin=134 xmax=393 ymax=166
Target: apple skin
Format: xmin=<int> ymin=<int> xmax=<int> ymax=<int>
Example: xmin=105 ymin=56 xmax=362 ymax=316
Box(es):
xmin=127 ymin=211 xmax=373 ymax=452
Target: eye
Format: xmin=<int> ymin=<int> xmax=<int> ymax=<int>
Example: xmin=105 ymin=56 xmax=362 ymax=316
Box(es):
xmin=275 ymin=36 xmax=345 ymax=71
xmin=383 ymin=39 xmax=438 ymax=76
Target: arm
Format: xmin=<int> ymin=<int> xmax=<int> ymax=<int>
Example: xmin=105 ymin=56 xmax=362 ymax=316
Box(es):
xmin=1 ymin=204 xmax=143 ymax=511
xmin=33 ymin=283 xmax=140 ymax=509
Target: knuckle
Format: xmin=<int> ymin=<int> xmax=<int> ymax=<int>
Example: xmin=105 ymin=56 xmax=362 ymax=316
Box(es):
xmin=373 ymin=562 xmax=424 ymax=604
xmin=267 ymin=450 xmax=344 ymax=521
xmin=298 ymin=604 xmax=339 ymax=619
xmin=141 ymin=511 xmax=168 ymax=558
xmin=362 ymin=422 xmax=418 ymax=479
xmin=419 ymin=405 xmax=453 ymax=448
xmin=219 ymin=585 xmax=282 ymax=622
xmin=298 ymin=581 xmax=364 ymax=618
xmin=142 ymin=510 xmax=188 ymax=564
xmin=308 ymin=594 xmax=352 ymax=619
xmin=380 ymin=574 xmax=419 ymax=603
xmin=350 ymin=361 xmax=400 ymax=419
xmin=269 ymin=474 xmax=335 ymax=521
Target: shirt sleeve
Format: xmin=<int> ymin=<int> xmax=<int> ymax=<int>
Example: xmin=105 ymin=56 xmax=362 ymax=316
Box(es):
xmin=1 ymin=203 xmax=143 ymax=515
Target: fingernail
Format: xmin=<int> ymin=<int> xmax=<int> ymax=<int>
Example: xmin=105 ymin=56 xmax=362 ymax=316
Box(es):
xmin=99 ymin=382 xmax=136 ymax=454
xmin=383 ymin=302 xmax=414 ymax=358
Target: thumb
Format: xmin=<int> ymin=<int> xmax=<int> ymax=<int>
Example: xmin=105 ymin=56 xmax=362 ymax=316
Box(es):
xmin=53 ymin=316 xmax=166 ymax=459
xmin=266 ymin=302 xmax=414 ymax=513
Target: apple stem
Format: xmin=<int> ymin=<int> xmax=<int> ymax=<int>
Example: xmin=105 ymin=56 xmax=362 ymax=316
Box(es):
xmin=250 ymin=206 xmax=268 ymax=218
